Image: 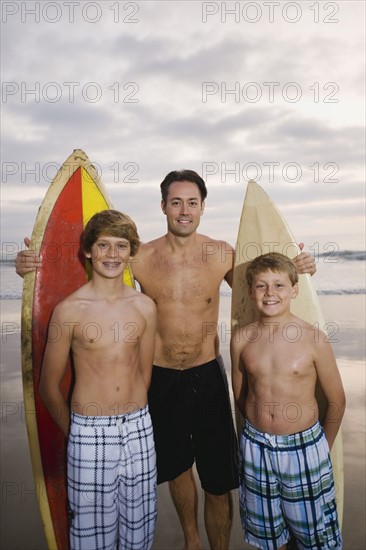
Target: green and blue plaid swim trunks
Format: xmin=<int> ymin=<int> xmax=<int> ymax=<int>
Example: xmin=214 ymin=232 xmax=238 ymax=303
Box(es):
xmin=239 ymin=420 xmax=342 ymax=549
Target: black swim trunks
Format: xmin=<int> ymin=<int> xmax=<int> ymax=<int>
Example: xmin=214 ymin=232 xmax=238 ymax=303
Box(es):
xmin=148 ymin=357 xmax=239 ymax=495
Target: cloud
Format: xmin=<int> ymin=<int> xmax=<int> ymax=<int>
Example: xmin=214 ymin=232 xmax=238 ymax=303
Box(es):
xmin=1 ymin=0 xmax=365 ymax=252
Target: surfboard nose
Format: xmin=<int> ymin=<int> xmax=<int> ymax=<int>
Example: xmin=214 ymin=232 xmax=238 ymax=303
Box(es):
xmin=245 ymin=180 xmax=270 ymax=206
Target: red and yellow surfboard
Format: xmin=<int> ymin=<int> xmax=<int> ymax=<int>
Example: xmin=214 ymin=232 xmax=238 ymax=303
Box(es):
xmin=21 ymin=150 xmax=134 ymax=549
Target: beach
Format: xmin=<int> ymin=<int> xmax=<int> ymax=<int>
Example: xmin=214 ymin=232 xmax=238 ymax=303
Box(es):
xmin=1 ymin=291 xmax=365 ymax=550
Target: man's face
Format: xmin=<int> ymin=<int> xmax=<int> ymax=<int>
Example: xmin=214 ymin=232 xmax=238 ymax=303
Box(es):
xmin=161 ymin=180 xmax=205 ymax=237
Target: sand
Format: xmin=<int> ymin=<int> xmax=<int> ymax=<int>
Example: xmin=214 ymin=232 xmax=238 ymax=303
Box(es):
xmin=1 ymin=294 xmax=365 ymax=549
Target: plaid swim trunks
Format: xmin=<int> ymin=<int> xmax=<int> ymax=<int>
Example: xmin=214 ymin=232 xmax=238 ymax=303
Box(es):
xmin=67 ymin=406 xmax=157 ymax=550
xmin=239 ymin=420 xmax=342 ymax=550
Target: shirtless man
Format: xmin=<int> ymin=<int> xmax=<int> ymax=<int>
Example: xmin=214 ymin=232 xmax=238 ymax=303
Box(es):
xmin=128 ymin=171 xmax=316 ymax=550
xmin=17 ymin=171 xmax=316 ymax=550
xmin=231 ymin=253 xmax=345 ymax=550
xmin=39 ymin=210 xmax=157 ymax=550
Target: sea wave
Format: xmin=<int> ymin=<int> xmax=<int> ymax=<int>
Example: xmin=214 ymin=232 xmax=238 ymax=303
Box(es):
xmin=219 ymin=288 xmax=366 ymax=297
xmin=1 ymin=250 xmax=366 ymax=263
xmin=315 ymin=288 xmax=366 ymax=295
xmin=1 ymin=291 xmax=23 ymax=300
xmin=318 ymin=250 xmax=366 ymax=261
xmin=1 ymin=287 xmax=366 ymax=301
xmin=2 ymin=289 xmax=366 ymax=300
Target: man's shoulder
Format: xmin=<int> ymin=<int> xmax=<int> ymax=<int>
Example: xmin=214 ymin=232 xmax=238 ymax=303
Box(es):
xmin=136 ymin=237 xmax=165 ymax=256
xmin=197 ymin=233 xmax=233 ymax=248
xmin=198 ymin=234 xmax=234 ymax=271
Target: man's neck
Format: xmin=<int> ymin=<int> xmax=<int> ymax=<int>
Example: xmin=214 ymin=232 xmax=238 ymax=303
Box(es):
xmin=164 ymin=230 xmax=199 ymax=251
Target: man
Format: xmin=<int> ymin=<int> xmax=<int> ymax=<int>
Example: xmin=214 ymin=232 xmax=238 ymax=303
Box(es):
xmin=16 ymin=171 xmax=316 ymax=550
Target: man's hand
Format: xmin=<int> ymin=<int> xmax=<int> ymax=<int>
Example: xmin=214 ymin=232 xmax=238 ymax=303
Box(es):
xmin=293 ymin=242 xmax=316 ymax=275
xmin=15 ymin=237 xmax=41 ymax=277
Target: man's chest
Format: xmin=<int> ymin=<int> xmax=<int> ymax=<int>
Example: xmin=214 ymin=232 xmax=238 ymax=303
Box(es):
xmin=136 ymin=253 xmax=224 ymax=302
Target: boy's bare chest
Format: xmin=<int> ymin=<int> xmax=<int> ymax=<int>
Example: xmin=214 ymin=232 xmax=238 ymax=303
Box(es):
xmin=243 ymin=337 xmax=314 ymax=378
xmin=72 ymin=303 xmax=143 ymax=347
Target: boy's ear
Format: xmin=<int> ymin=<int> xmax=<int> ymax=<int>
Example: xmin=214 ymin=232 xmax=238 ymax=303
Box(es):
xmin=291 ymin=282 xmax=299 ymax=299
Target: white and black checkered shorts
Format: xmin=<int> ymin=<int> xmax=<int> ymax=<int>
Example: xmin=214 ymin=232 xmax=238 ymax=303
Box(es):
xmin=67 ymin=406 xmax=157 ymax=550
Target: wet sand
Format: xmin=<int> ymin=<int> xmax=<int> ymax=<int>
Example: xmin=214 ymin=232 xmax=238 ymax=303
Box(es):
xmin=1 ymin=294 xmax=365 ymax=549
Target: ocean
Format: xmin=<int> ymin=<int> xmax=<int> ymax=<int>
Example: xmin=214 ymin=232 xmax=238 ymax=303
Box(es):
xmin=1 ymin=249 xmax=365 ymax=302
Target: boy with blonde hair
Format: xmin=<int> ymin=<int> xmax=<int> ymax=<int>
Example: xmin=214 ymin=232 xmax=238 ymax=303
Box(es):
xmin=231 ymin=252 xmax=345 ymax=550
xmin=40 ymin=210 xmax=157 ymax=550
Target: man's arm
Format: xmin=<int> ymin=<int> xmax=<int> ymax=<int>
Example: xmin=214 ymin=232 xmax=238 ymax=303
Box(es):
xmin=314 ymin=332 xmax=346 ymax=450
xmin=39 ymin=302 xmax=73 ymax=436
xmin=222 ymin=243 xmax=235 ymax=287
xmin=224 ymin=242 xmax=316 ymax=288
xmin=293 ymin=242 xmax=316 ymax=275
xmin=138 ymin=298 xmax=157 ymax=389
xmin=230 ymin=326 xmax=247 ymax=417
xmin=15 ymin=238 xmax=41 ymax=276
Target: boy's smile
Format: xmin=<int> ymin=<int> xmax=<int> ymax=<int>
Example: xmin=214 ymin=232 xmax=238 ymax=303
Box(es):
xmin=86 ymin=235 xmax=131 ymax=278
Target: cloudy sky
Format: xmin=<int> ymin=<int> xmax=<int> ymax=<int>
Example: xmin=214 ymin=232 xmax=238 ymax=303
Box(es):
xmin=1 ymin=0 xmax=365 ymax=257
